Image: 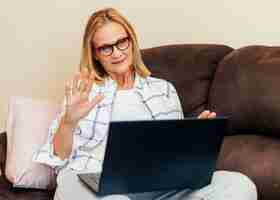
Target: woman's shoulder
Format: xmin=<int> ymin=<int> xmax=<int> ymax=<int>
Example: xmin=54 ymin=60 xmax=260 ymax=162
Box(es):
xmin=145 ymin=76 xmax=174 ymax=88
xmin=146 ymin=76 xmax=167 ymax=84
xmin=143 ymin=76 xmax=179 ymax=97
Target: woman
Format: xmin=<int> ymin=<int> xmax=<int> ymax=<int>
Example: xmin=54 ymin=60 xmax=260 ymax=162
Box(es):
xmin=33 ymin=8 xmax=257 ymax=200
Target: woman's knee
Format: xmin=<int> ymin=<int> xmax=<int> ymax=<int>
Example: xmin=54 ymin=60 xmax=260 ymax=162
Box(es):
xmin=102 ymin=195 xmax=131 ymax=200
xmin=233 ymin=172 xmax=257 ymax=200
xmin=213 ymin=170 xmax=257 ymax=200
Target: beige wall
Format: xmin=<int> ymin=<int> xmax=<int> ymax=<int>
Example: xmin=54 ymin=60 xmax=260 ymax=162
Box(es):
xmin=0 ymin=1 xmax=280 ymax=132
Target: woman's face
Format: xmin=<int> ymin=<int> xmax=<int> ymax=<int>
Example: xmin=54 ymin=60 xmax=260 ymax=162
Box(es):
xmin=92 ymin=22 xmax=133 ymax=77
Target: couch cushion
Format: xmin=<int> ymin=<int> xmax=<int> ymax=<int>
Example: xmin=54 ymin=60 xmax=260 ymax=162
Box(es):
xmin=217 ymin=134 xmax=280 ymax=200
xmin=209 ymin=45 xmax=280 ymax=135
xmin=141 ymin=44 xmax=233 ymax=117
xmin=0 ymin=175 xmax=54 ymax=200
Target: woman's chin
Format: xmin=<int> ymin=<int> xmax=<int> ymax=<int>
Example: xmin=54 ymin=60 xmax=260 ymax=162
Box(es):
xmin=111 ymin=64 xmax=133 ymax=75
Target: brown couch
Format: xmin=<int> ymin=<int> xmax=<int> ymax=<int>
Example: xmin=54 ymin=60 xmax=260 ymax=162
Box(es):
xmin=1 ymin=44 xmax=280 ymax=200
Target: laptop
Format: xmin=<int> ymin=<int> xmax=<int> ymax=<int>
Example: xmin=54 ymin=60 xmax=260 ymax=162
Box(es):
xmin=77 ymin=117 xmax=228 ymax=195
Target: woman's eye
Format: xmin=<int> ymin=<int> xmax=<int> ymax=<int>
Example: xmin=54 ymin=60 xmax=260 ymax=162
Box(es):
xmin=117 ymin=38 xmax=129 ymax=49
xmin=98 ymin=46 xmax=113 ymax=55
xmin=100 ymin=46 xmax=112 ymax=53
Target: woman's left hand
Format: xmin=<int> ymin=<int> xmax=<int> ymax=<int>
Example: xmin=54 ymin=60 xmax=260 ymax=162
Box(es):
xmin=197 ymin=110 xmax=216 ymax=119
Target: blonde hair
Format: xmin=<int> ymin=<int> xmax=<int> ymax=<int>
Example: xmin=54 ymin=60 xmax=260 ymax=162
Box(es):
xmin=79 ymin=7 xmax=151 ymax=82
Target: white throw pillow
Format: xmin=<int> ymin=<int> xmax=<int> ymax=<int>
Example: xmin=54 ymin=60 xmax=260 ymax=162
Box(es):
xmin=5 ymin=96 xmax=60 ymax=189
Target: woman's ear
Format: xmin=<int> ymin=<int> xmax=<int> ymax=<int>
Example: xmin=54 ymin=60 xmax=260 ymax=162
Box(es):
xmin=91 ymin=43 xmax=99 ymax=60
xmin=92 ymin=52 xmax=98 ymax=61
xmin=93 ymin=49 xmax=100 ymax=61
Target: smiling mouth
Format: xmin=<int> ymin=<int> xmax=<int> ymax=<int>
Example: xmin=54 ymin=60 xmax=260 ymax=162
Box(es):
xmin=112 ymin=58 xmax=126 ymax=64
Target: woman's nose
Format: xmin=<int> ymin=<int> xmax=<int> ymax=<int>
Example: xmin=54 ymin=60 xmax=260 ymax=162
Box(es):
xmin=111 ymin=46 xmax=122 ymax=58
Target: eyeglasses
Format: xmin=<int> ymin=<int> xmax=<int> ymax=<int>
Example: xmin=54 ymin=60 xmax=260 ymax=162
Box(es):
xmin=95 ymin=36 xmax=130 ymax=56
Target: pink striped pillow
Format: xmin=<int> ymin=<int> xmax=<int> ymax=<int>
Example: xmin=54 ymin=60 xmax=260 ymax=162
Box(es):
xmin=5 ymin=96 xmax=60 ymax=189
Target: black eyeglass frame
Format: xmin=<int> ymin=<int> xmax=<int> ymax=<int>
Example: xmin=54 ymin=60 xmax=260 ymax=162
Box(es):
xmin=94 ymin=36 xmax=131 ymax=57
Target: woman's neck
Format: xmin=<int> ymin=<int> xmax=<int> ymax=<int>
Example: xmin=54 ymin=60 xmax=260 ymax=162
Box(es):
xmin=110 ymin=69 xmax=135 ymax=90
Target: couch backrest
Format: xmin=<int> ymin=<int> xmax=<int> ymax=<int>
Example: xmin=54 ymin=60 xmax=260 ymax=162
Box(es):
xmin=0 ymin=132 xmax=7 ymax=177
xmin=209 ymin=45 xmax=280 ymax=135
xmin=141 ymin=44 xmax=233 ymax=117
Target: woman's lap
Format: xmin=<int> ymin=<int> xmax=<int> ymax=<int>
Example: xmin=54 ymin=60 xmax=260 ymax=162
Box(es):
xmin=54 ymin=169 xmax=257 ymax=200
xmin=54 ymin=168 xmax=160 ymax=200
xmin=185 ymin=170 xmax=257 ymax=200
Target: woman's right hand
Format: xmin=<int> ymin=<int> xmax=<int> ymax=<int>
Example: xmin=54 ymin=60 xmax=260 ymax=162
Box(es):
xmin=63 ymin=69 xmax=104 ymax=126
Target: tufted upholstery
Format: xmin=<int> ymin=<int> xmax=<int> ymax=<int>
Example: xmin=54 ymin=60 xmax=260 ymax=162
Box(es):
xmin=2 ymin=44 xmax=280 ymax=200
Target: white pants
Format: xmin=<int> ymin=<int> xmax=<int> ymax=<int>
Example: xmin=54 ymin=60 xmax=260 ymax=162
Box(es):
xmin=54 ymin=170 xmax=257 ymax=200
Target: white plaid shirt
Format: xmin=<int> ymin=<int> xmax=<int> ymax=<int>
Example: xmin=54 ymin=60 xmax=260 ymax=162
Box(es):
xmin=32 ymin=73 xmax=184 ymax=174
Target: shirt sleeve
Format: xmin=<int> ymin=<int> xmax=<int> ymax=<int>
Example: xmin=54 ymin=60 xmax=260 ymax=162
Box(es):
xmin=167 ymin=81 xmax=184 ymax=119
xmin=32 ymin=98 xmax=80 ymax=173
xmin=32 ymin=83 xmax=100 ymax=173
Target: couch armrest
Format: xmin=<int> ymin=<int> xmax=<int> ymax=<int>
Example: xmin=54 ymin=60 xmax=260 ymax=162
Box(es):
xmin=0 ymin=132 xmax=7 ymax=176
